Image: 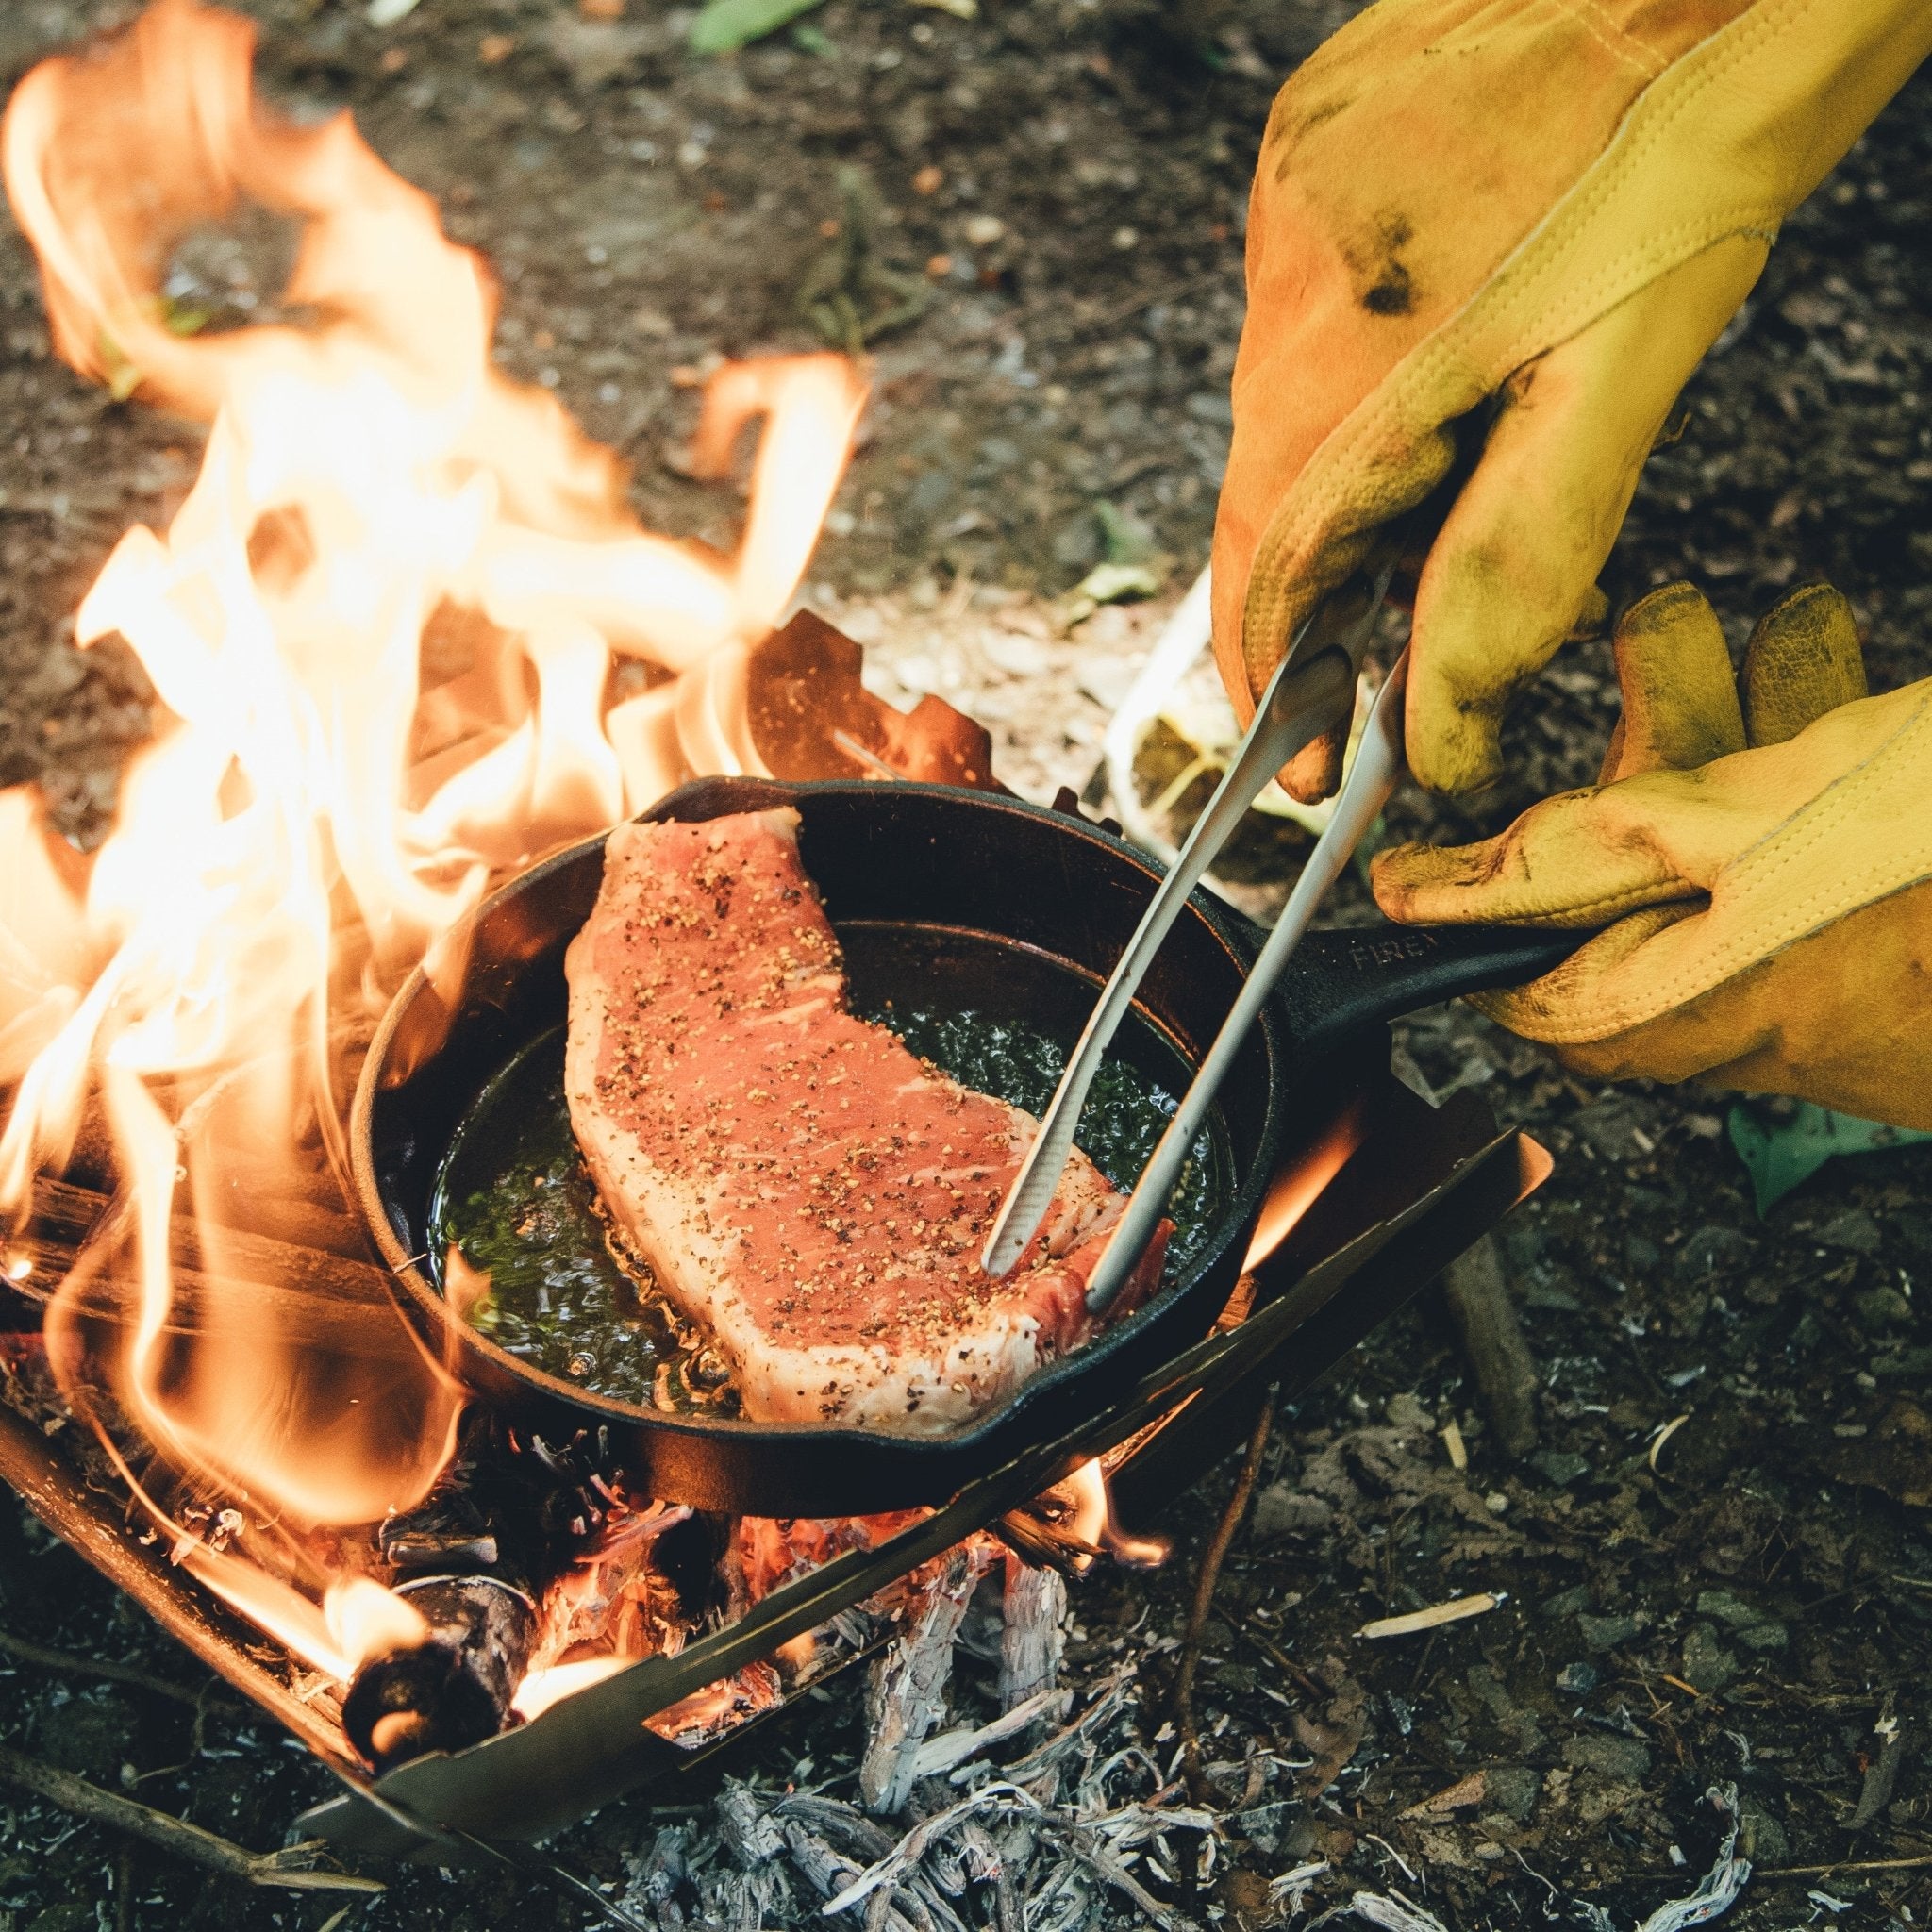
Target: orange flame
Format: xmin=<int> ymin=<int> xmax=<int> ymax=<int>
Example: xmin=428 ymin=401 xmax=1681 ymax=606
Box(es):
xmin=512 ymin=1656 xmax=629 ymax=1724
xmin=0 ymin=0 xmax=862 ymax=1679
xmin=1052 ymin=1458 xmax=1169 ymax=1571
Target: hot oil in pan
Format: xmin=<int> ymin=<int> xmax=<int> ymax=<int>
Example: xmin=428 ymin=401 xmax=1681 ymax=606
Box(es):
xmin=427 ymin=924 xmax=1235 ymax=1411
xmin=427 ymin=1042 xmax=729 ymax=1412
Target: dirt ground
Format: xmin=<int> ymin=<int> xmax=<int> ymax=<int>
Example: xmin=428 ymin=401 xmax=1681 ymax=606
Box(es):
xmin=3 ymin=2 xmax=1932 ymax=1929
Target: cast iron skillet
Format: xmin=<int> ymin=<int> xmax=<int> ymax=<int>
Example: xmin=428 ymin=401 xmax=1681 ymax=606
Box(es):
xmin=351 ymin=777 xmax=1569 ymax=1516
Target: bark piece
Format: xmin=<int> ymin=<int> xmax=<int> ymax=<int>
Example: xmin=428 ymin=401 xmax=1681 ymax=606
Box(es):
xmin=1850 ymin=1696 xmax=1906 ymax=1833
xmin=1441 ymin=1232 xmax=1540 ymax=1457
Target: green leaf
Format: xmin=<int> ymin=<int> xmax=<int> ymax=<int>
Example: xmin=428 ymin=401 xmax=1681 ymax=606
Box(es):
xmin=1072 ymin=559 xmax=1165 ymax=607
xmin=791 ymin=20 xmax=832 ymax=52
xmin=96 ymin=295 xmax=211 ymax=403
xmin=160 ymin=299 xmax=213 ymax=338
xmin=689 ymin=0 xmax=827 ymax=55
xmin=1727 ymin=1099 xmax=1932 ymax=1216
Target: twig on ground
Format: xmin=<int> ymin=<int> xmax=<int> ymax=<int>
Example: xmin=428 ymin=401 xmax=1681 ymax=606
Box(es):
xmin=114 ymin=1840 xmax=135 ymax=1932
xmin=1357 ymin=1594 xmax=1503 ymax=1641
xmin=1248 ymin=1634 xmax=1328 ymax=1703
xmin=0 ymin=1742 xmax=380 ymax=1893
xmin=1172 ymin=1392 xmax=1274 ymax=1806
xmin=0 ymin=1625 xmax=244 ymax=1714
xmin=1760 ymin=1854 xmax=1932 ymax=1878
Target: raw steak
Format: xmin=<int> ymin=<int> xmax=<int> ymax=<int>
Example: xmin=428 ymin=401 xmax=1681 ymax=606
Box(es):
xmin=563 ymin=808 xmax=1168 ymax=1432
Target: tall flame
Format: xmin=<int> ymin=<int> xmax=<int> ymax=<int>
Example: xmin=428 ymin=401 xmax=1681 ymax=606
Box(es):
xmin=0 ymin=0 xmax=863 ymax=1675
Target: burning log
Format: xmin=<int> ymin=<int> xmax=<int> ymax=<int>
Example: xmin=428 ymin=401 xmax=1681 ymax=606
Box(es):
xmin=339 ymin=1418 xmax=706 ymax=1766
xmin=0 ymin=0 xmax=876 ymax=1692
xmin=860 ymin=1541 xmax=998 ymax=1815
xmin=996 ymin=1551 xmax=1067 ymax=1714
xmin=341 ymin=1574 xmax=540 ymax=1771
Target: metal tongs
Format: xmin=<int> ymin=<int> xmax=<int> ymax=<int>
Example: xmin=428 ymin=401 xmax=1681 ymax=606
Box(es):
xmin=983 ymin=563 xmax=1408 ymax=1312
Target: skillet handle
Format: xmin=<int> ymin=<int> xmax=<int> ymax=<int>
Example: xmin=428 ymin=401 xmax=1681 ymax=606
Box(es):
xmin=1269 ymin=921 xmax=1586 ymax=1067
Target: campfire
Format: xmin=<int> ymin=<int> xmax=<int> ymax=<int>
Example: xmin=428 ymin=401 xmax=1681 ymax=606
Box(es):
xmin=0 ymin=0 xmax=1546 ymax=1882
xmin=0 ymin=0 xmax=886 ymax=1678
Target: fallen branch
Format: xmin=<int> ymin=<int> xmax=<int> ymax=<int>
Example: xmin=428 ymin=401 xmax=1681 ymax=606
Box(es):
xmin=0 ymin=1626 xmax=244 ymax=1714
xmin=0 ymin=1743 xmax=380 ymax=1894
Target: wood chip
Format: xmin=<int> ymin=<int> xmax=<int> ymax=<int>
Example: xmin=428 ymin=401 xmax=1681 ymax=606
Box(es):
xmin=1399 ymin=1771 xmax=1486 ymax=1820
xmin=1357 ymin=1593 xmax=1502 ymax=1640
xmin=1649 ymin=1413 xmax=1690 ymax=1471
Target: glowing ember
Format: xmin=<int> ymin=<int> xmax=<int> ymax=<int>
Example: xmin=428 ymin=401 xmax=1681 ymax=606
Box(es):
xmin=0 ymin=0 xmax=861 ymax=1674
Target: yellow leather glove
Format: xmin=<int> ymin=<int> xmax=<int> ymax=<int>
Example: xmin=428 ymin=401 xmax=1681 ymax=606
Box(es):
xmin=1215 ymin=0 xmax=1932 ymax=800
xmin=1371 ymin=583 xmax=1932 ymax=1130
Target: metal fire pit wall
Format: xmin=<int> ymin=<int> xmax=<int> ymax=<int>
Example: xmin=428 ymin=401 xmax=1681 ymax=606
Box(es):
xmin=0 ymin=1044 xmax=1547 ymax=1861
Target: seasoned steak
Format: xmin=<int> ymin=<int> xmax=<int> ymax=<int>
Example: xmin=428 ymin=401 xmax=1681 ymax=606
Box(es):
xmin=563 ymin=808 xmax=1168 ymax=1431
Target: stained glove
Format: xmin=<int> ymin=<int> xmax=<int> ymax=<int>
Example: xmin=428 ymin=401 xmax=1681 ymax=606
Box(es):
xmin=1214 ymin=0 xmax=1932 ymax=800
xmin=1371 ymin=582 xmax=1932 ymax=1130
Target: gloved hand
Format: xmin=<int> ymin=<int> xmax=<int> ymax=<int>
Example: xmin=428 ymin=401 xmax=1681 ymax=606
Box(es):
xmin=1214 ymin=0 xmax=1932 ymax=801
xmin=1371 ymin=582 xmax=1932 ymax=1130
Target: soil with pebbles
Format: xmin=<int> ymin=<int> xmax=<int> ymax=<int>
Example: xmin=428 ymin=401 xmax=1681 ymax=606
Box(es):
xmin=1 ymin=3 xmax=1931 ymax=1929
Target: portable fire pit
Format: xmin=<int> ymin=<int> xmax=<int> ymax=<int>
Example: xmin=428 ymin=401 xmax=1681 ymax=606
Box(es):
xmin=1 ymin=1028 xmax=1545 ymax=1858
xmin=0 ymin=671 xmax=1551 ymax=1867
